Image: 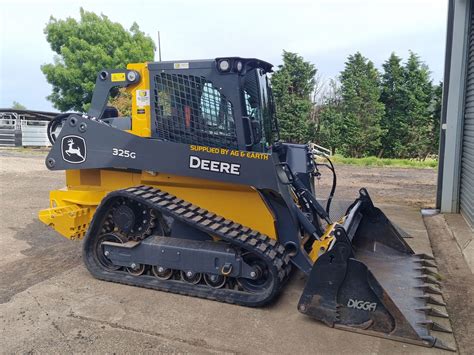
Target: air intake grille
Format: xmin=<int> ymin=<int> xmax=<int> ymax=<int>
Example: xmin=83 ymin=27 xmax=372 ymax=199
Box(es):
xmin=153 ymin=73 xmax=238 ymax=149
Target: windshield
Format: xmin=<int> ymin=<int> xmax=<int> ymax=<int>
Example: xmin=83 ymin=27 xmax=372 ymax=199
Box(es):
xmin=242 ymin=68 xmax=279 ymax=148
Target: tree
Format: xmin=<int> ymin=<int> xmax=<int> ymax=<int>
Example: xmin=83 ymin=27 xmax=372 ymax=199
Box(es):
xmin=380 ymin=52 xmax=408 ymax=158
xmin=41 ymin=8 xmax=155 ymax=112
xmin=108 ymin=88 xmax=132 ymax=117
xmin=403 ymin=51 xmax=433 ymax=158
xmin=339 ymin=52 xmax=385 ymax=157
xmin=430 ymin=82 xmax=443 ymax=154
xmin=312 ymin=79 xmax=344 ymax=154
xmin=271 ymin=51 xmax=317 ymax=143
xmin=11 ymin=101 xmax=26 ymax=110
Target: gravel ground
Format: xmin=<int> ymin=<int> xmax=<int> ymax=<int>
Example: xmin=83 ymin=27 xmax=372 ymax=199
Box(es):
xmin=315 ymin=163 xmax=437 ymax=208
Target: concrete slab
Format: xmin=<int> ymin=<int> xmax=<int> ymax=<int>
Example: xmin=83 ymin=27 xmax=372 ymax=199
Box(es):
xmin=444 ymin=213 xmax=474 ymax=273
xmin=423 ymin=214 xmax=474 ymax=355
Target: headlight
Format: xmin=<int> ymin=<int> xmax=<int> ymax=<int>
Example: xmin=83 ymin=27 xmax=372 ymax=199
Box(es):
xmin=235 ymin=61 xmax=243 ymax=72
xmin=218 ymin=59 xmax=231 ymax=72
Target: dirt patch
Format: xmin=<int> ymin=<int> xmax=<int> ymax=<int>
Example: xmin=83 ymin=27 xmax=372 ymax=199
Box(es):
xmin=0 ymin=150 xmax=79 ymax=303
xmin=316 ymin=164 xmax=437 ymax=208
xmin=0 ymin=220 xmax=81 ymax=304
xmin=423 ymin=214 xmax=474 ymax=355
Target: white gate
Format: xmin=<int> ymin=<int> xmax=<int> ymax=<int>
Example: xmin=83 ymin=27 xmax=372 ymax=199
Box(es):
xmin=0 ymin=113 xmax=52 ymax=147
xmin=0 ymin=114 xmax=20 ymax=147
xmin=21 ymin=120 xmax=51 ymax=147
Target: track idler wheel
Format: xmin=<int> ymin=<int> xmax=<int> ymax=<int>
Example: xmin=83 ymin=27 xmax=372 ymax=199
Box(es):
xmin=126 ymin=263 xmax=146 ymax=276
xmin=152 ymin=265 xmax=173 ymax=280
xmin=237 ymin=253 xmax=271 ymax=292
xmin=96 ymin=233 xmax=124 ymax=271
xmin=204 ymin=273 xmax=227 ymax=288
xmin=180 ymin=270 xmax=202 ymax=284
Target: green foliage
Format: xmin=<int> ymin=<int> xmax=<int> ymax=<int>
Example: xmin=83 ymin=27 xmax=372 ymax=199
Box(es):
xmin=330 ymin=154 xmax=438 ymax=169
xmin=402 ymin=51 xmax=434 ymax=158
xmin=380 ymin=53 xmax=408 ymax=157
xmin=271 ymin=51 xmax=317 ymax=143
xmin=338 ymin=52 xmax=385 ymax=157
xmin=108 ymin=88 xmax=132 ymax=117
xmin=11 ymin=101 xmax=26 ymax=110
xmin=378 ymin=52 xmax=437 ymax=158
xmin=431 ymin=82 xmax=443 ymax=153
xmin=310 ymin=51 xmax=441 ymax=160
xmin=41 ymin=8 xmax=155 ymax=112
xmin=312 ymin=79 xmax=344 ymax=154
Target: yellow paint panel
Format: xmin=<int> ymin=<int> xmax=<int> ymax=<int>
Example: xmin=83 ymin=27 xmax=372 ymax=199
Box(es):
xmin=127 ymin=63 xmax=151 ymax=137
xmin=42 ymin=169 xmax=277 ymax=240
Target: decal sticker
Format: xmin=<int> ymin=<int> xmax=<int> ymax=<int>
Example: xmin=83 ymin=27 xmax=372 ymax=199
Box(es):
xmin=189 ymin=145 xmax=270 ymax=160
xmin=61 ymin=135 xmax=86 ymax=164
xmin=189 ymin=155 xmax=240 ymax=176
xmin=347 ymin=298 xmax=377 ymax=312
xmin=136 ymin=90 xmax=150 ymax=107
xmin=111 ymin=72 xmax=126 ymax=82
xmin=174 ymin=62 xmax=190 ymax=69
xmin=113 ymin=148 xmax=136 ymax=159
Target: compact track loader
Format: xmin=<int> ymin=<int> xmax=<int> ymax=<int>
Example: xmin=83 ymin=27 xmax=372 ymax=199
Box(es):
xmin=39 ymin=57 xmax=453 ymax=350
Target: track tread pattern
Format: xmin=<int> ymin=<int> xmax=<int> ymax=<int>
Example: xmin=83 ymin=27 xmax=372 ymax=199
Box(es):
xmin=83 ymin=185 xmax=292 ymax=307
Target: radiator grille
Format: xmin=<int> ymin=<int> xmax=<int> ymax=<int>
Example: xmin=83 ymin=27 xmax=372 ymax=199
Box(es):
xmin=153 ymin=73 xmax=238 ymax=149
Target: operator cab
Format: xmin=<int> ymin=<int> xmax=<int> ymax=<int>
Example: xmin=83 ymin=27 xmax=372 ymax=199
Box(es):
xmin=147 ymin=57 xmax=279 ymax=152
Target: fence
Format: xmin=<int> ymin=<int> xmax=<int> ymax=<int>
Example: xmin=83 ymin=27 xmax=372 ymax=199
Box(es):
xmin=0 ymin=113 xmax=51 ymax=147
xmin=21 ymin=120 xmax=51 ymax=147
xmin=0 ymin=114 xmax=21 ymax=146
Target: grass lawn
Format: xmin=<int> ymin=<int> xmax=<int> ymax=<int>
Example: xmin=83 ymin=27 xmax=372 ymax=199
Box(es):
xmin=330 ymin=154 xmax=438 ymax=169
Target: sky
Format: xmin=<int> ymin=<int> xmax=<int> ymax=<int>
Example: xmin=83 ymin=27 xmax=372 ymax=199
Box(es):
xmin=0 ymin=0 xmax=448 ymax=112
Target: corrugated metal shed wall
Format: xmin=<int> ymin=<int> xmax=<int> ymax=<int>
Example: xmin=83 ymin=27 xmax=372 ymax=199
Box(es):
xmin=460 ymin=3 xmax=474 ymax=227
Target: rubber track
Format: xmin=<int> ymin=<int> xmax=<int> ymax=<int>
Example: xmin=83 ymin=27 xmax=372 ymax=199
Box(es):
xmin=83 ymin=185 xmax=292 ymax=307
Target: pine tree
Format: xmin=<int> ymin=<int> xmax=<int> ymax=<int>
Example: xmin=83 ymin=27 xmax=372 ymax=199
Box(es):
xmin=271 ymin=51 xmax=317 ymax=143
xmin=313 ymin=79 xmax=344 ymax=154
xmin=403 ymin=51 xmax=433 ymax=158
xmin=430 ymin=82 xmax=443 ymax=155
xmin=339 ymin=52 xmax=385 ymax=157
xmin=380 ymin=53 xmax=408 ymax=157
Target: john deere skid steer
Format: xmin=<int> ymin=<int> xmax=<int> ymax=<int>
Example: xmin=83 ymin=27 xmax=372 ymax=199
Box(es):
xmin=39 ymin=57 xmax=453 ymax=350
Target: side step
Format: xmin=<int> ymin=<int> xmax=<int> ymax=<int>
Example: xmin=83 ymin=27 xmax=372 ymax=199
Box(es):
xmin=298 ymin=189 xmax=455 ymax=351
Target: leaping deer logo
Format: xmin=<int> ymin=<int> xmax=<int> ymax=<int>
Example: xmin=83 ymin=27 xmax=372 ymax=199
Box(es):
xmin=65 ymin=138 xmax=84 ymax=160
xmin=61 ymin=135 xmax=86 ymax=163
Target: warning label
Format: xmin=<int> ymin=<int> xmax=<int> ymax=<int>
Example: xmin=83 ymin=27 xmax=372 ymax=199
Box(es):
xmin=136 ymin=90 xmax=150 ymax=107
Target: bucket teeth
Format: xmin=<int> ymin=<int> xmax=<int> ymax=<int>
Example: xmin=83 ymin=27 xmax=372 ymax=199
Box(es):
xmin=415 ymin=266 xmax=440 ymax=278
xmin=416 ymin=306 xmax=449 ymax=318
xmin=415 ymin=259 xmax=438 ymax=268
xmin=415 ymin=253 xmax=435 ymax=260
xmin=415 ymin=284 xmax=442 ymax=295
xmin=415 ymin=275 xmax=441 ymax=286
xmin=422 ymin=337 xmax=456 ymax=352
xmin=417 ymin=295 xmax=446 ymax=306
xmin=417 ymin=320 xmax=452 ymax=333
